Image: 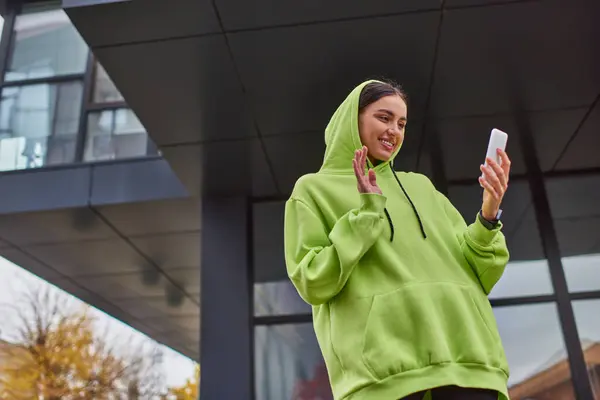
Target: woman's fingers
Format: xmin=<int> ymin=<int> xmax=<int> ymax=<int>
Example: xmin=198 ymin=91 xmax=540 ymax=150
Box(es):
xmin=498 ymin=149 xmax=512 ymax=181
xmin=360 ymin=146 xmax=366 ymax=172
xmin=479 ymin=176 xmax=500 ymax=200
xmin=486 ymin=157 xmax=507 ymax=188
xmin=480 ymin=164 xmax=504 ymax=197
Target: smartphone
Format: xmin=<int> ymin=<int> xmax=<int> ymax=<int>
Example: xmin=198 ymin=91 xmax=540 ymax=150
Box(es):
xmin=485 ymin=128 xmax=508 ymax=166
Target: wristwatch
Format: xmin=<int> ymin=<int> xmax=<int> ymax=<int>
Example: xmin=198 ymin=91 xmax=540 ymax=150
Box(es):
xmin=478 ymin=209 xmax=502 ymax=230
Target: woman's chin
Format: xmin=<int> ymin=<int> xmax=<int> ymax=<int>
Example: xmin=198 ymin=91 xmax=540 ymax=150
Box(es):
xmin=372 ymin=150 xmax=393 ymax=163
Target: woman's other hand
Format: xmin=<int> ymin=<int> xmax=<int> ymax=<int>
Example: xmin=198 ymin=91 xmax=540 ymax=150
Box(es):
xmin=353 ymin=146 xmax=383 ymax=195
xmin=479 ymin=149 xmax=511 ymax=220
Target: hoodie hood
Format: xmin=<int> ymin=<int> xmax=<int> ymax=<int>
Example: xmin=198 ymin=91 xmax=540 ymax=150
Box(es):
xmin=320 ymin=80 xmax=403 ymax=174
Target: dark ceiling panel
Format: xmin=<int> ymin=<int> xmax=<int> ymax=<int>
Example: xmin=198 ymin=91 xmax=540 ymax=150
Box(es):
xmin=131 ymin=231 xmax=200 ymax=270
xmin=554 ymin=100 xmax=600 ymax=171
xmin=262 ymin=132 xmax=324 ymax=195
xmin=0 ymin=208 xmax=115 ymax=245
xmin=24 ymin=239 xmax=151 ymax=277
xmin=143 ymin=314 xmax=200 ymax=333
xmin=228 ymin=11 xmax=439 ymax=136
xmin=0 ymin=247 xmax=63 ymax=281
xmin=160 ymin=139 xmax=278 ymax=197
xmin=95 ymin=198 xmax=201 ymax=236
xmin=431 ymin=0 xmax=600 ymax=117
xmin=115 ymin=296 xmax=199 ymax=319
xmin=73 ymin=272 xmax=190 ymax=301
xmin=216 ymin=0 xmax=440 ymax=30
xmin=164 ymin=267 xmax=200 ymax=296
xmin=546 ymin=175 xmax=600 ymax=220
xmin=92 ymin=35 xmax=256 ymax=147
xmin=432 ymin=108 xmax=586 ymax=181
xmin=66 ymin=0 xmax=220 ymax=47
xmin=554 ymin=217 xmax=600 ymax=258
xmin=445 ymin=0 xmax=526 ymax=6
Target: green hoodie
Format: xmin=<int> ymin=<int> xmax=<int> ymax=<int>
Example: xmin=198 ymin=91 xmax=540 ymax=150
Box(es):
xmin=284 ymin=80 xmax=510 ymax=400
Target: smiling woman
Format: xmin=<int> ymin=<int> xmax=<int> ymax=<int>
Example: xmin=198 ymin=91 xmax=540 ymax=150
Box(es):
xmin=284 ymin=79 xmax=513 ymax=400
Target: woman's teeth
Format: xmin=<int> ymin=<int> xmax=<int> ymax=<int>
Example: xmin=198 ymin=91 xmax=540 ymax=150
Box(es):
xmin=379 ymin=139 xmax=394 ymax=149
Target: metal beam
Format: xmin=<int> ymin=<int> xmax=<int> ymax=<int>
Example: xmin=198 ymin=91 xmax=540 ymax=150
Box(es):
xmin=200 ymin=198 xmax=252 ymax=400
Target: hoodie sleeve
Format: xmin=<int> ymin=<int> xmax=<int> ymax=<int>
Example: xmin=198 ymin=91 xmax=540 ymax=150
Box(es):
xmin=284 ymin=193 xmax=386 ymax=305
xmin=437 ymin=191 xmax=510 ymax=294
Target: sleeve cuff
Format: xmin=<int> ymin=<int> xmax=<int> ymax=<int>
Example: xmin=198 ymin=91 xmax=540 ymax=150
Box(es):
xmin=469 ymin=213 xmax=503 ymax=245
xmin=478 ymin=211 xmax=500 ymax=230
xmin=360 ymin=193 xmax=387 ymax=214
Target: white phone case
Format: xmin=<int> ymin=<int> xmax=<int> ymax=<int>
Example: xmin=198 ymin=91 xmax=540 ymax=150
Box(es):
xmin=485 ymin=128 xmax=508 ymax=166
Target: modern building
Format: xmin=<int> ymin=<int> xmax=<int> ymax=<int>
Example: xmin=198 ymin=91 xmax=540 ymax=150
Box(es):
xmin=0 ymin=0 xmax=597 ymax=399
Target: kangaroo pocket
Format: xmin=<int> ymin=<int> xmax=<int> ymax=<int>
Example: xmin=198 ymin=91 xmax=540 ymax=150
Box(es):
xmin=362 ymin=282 xmax=505 ymax=380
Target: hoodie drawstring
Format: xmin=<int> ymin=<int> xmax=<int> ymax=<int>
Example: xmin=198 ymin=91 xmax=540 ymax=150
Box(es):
xmin=385 ymin=163 xmax=427 ymax=241
xmin=383 ymin=208 xmax=395 ymax=242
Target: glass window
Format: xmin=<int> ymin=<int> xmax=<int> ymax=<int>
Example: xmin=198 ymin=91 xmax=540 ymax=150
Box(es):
xmin=253 ymin=201 xmax=311 ymax=316
xmin=0 ymin=82 xmax=82 ymax=171
xmin=572 ymin=300 xmax=600 ymax=399
xmin=92 ymin=62 xmax=124 ymax=104
xmin=489 ymin=259 xmax=554 ymax=299
xmin=546 ymin=175 xmax=600 ymax=293
xmin=495 ymin=303 xmax=575 ymax=399
xmin=84 ymin=108 xmax=154 ymax=161
xmin=255 ymin=280 xmax=311 ymax=317
xmin=255 ymin=323 xmax=332 ymax=400
xmin=5 ymin=8 xmax=88 ymax=82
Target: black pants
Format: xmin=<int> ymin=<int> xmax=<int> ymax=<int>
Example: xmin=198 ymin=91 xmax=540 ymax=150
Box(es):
xmin=401 ymin=386 xmax=498 ymax=400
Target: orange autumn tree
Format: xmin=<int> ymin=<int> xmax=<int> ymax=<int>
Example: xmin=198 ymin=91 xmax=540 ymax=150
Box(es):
xmin=168 ymin=364 xmax=199 ymax=399
xmin=0 ymin=287 xmax=165 ymax=399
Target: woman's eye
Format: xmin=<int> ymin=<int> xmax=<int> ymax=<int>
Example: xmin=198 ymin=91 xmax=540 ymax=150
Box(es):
xmin=378 ymin=115 xmax=389 ymax=122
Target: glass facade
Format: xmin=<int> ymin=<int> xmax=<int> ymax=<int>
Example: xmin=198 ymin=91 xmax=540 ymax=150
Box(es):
xmin=0 ymin=3 xmax=156 ymax=172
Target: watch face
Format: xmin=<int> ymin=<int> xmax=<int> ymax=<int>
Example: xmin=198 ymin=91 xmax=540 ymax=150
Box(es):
xmin=496 ymin=209 xmax=503 ymax=220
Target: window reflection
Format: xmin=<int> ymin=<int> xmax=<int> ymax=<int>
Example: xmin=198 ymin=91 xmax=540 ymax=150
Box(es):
xmin=5 ymin=8 xmax=88 ymax=82
xmin=572 ymin=300 xmax=600 ymax=399
xmin=489 ymin=259 xmax=554 ymax=299
xmin=255 ymin=323 xmax=332 ymax=400
xmin=254 ymin=280 xmax=311 ymax=317
xmin=92 ymin=62 xmax=124 ymax=104
xmin=0 ymin=82 xmax=81 ymax=171
xmin=84 ymin=108 xmax=155 ymax=161
xmin=494 ymin=303 xmax=577 ymax=400
xmin=546 ymin=175 xmax=600 ymax=293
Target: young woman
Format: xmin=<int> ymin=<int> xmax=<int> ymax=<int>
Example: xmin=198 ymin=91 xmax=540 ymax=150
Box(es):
xmin=284 ymin=80 xmax=511 ymax=400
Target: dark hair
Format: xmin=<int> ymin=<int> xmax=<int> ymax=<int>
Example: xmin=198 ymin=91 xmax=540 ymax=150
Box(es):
xmin=358 ymin=80 xmax=408 ymax=112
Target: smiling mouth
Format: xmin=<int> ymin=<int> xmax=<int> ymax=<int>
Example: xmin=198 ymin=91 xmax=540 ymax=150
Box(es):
xmin=378 ymin=138 xmax=395 ymax=151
